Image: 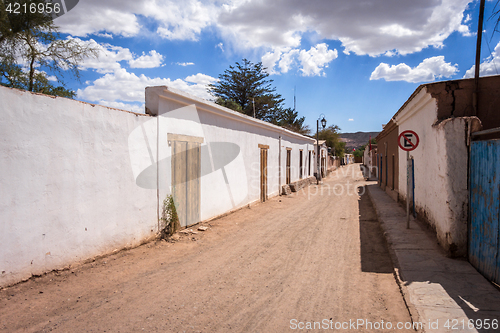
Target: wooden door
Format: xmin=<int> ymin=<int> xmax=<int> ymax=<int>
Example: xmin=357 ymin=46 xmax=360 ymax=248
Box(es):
xmin=308 ymin=151 xmax=311 ymax=176
xmin=299 ymin=150 xmax=303 ymax=179
xmin=170 ymin=134 xmax=202 ymax=228
xmin=286 ymin=149 xmax=291 ymax=184
xmin=260 ymin=148 xmax=268 ymax=202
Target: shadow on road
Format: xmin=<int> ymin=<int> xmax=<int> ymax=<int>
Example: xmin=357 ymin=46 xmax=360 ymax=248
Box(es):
xmin=358 ymin=185 xmax=394 ymax=274
xmin=365 ymin=184 xmax=500 ymax=332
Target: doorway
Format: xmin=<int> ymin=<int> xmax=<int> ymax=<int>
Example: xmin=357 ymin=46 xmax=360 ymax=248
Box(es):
xmin=169 ymin=134 xmax=203 ymax=228
xmin=299 ymin=150 xmax=303 ymax=179
xmin=286 ymin=149 xmax=291 ymax=184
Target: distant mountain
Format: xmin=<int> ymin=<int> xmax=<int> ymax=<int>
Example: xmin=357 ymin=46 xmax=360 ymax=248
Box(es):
xmin=340 ymin=131 xmax=379 ymax=150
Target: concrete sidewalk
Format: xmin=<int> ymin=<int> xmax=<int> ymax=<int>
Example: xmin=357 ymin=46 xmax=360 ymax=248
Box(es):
xmin=367 ymin=184 xmax=500 ymax=333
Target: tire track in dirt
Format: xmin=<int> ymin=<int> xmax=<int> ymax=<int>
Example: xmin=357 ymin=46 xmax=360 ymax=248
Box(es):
xmin=1 ymin=164 xmax=413 ymax=332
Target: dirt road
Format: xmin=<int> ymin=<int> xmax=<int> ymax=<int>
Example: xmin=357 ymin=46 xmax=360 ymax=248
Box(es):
xmin=1 ymin=164 xmax=414 ymax=332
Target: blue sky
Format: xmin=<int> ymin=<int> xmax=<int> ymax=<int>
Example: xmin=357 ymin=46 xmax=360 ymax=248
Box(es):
xmin=52 ymin=0 xmax=500 ymax=133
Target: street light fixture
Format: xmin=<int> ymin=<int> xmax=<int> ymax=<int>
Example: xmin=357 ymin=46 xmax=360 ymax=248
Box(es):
xmin=317 ymin=114 xmax=327 ymax=185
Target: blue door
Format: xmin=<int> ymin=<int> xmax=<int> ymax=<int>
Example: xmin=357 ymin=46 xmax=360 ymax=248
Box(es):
xmin=469 ymin=139 xmax=500 ymax=284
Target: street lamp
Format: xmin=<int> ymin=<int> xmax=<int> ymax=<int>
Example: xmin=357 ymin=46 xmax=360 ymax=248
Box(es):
xmin=317 ymin=114 xmax=327 ymax=185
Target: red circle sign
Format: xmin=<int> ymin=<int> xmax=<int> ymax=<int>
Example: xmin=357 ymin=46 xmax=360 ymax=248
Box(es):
xmin=398 ymin=130 xmax=419 ymax=151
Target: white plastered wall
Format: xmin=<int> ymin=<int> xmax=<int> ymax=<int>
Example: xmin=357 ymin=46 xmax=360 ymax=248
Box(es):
xmin=0 ymin=87 xmax=158 ymax=288
xmin=146 ymin=87 xmax=316 ymax=222
xmin=395 ymin=87 xmax=469 ymax=255
xmin=1 ymin=85 xmax=315 ymax=288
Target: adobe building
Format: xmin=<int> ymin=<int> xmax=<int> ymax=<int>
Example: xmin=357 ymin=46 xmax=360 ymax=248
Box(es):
xmin=380 ymin=75 xmax=500 ymax=258
xmin=0 ymin=85 xmax=315 ymax=288
xmin=376 ymin=119 xmax=399 ymax=202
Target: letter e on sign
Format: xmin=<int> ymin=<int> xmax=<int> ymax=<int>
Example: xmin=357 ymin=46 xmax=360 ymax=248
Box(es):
xmin=398 ymin=130 xmax=419 ymax=151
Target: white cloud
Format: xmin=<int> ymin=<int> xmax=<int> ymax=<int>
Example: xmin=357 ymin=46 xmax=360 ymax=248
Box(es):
xmin=261 ymin=44 xmax=336 ymax=76
xmin=348 ymin=119 xmax=354 ymax=121
xmin=262 ymin=49 xmax=283 ymax=75
xmin=95 ymin=33 xmax=113 ymax=39
xmin=176 ymin=62 xmax=195 ymax=66
xmin=71 ymin=38 xmax=163 ymax=73
xmin=216 ymin=43 xmax=224 ymax=52
xmin=185 ymin=73 xmax=218 ymax=86
xmin=463 ymin=41 xmax=500 ymax=78
xmin=100 ymin=101 xmax=145 ymax=114
xmin=57 ymin=3 xmax=141 ymax=37
xmin=370 ymin=56 xmax=458 ymax=83
xmin=279 ymin=49 xmax=299 ymax=73
xmin=129 ymin=51 xmax=164 ymax=68
xmin=298 ymin=44 xmax=338 ymax=76
xmin=57 ymin=0 xmax=217 ymax=41
xmin=77 ymin=68 xmax=217 ymax=111
xmin=56 ymin=0 xmax=472 ymax=57
xmin=74 ymin=39 xmax=133 ymax=73
xmin=216 ymin=0 xmax=472 ymax=56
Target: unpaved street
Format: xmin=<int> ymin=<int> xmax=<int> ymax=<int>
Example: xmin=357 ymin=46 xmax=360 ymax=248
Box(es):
xmin=1 ymin=164 xmax=413 ymax=332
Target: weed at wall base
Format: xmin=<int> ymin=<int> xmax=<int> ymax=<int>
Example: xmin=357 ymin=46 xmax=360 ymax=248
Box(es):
xmin=160 ymin=195 xmax=180 ymax=239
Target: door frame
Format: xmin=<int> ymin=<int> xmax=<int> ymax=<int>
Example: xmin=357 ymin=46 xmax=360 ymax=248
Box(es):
xmin=168 ymin=133 xmax=203 ymax=228
xmin=259 ymin=144 xmax=269 ymax=202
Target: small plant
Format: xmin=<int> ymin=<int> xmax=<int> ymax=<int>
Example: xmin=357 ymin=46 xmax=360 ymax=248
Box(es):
xmin=160 ymin=195 xmax=180 ymax=238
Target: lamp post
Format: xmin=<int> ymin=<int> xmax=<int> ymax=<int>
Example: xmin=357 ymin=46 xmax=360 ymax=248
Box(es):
xmin=316 ymin=114 xmax=327 ymax=185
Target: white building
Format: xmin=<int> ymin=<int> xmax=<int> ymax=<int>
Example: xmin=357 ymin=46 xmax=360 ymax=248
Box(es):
xmin=0 ymin=85 xmax=315 ymax=288
xmin=392 ymin=81 xmax=482 ymax=257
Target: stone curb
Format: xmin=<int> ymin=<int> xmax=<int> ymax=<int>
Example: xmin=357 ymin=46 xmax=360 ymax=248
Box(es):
xmin=366 ymin=184 xmax=424 ymax=332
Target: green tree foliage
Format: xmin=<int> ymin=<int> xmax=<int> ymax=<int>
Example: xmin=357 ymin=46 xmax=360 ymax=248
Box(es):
xmin=353 ymin=138 xmax=377 ymax=158
xmin=0 ymin=0 xmax=97 ymax=97
xmin=214 ymin=97 xmax=242 ymax=112
xmin=208 ymin=59 xmax=285 ymax=122
xmin=0 ymin=57 xmax=75 ymax=97
xmin=1 ymin=0 xmax=53 ymax=43
xmin=271 ymin=107 xmax=311 ymax=135
xmin=317 ymin=124 xmax=345 ymax=158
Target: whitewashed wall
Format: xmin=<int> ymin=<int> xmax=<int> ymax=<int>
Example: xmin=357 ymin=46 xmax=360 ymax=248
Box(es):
xmin=395 ymin=87 xmax=470 ymax=256
xmin=0 ymin=85 xmax=316 ymax=288
xmin=0 ymin=87 xmax=158 ymax=288
xmin=145 ymin=87 xmax=316 ymax=222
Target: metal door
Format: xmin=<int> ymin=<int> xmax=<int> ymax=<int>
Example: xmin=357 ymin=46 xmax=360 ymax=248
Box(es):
xmin=469 ymin=139 xmax=500 ymax=284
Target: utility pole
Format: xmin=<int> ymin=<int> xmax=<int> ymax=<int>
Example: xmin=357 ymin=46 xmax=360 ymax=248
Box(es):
xmin=474 ymin=0 xmax=486 ymax=116
xmin=294 ymin=86 xmax=296 ymax=111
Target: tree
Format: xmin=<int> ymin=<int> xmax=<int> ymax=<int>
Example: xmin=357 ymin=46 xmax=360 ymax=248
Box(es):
xmin=271 ymin=107 xmax=311 ymax=135
xmin=317 ymin=124 xmax=345 ymax=159
xmin=1 ymin=0 xmax=53 ymax=44
xmin=214 ymin=97 xmax=242 ymax=112
xmin=352 ymin=138 xmax=376 ymax=158
xmin=0 ymin=0 xmax=97 ymax=97
xmin=208 ymin=59 xmax=285 ymax=122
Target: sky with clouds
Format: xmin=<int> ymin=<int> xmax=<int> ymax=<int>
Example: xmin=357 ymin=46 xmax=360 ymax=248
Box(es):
xmin=52 ymin=0 xmax=500 ymax=133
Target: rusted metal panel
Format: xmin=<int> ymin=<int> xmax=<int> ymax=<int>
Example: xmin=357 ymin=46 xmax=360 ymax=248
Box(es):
xmin=469 ymin=139 xmax=500 ymax=285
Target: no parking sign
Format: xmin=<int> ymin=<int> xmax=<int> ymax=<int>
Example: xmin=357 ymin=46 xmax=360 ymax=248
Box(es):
xmin=398 ymin=130 xmax=419 ymax=151
xmin=398 ymin=130 xmax=419 ymax=229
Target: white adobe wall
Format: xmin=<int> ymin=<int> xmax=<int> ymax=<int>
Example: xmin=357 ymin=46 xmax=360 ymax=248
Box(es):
xmin=0 ymin=85 xmax=315 ymax=288
xmin=145 ymin=87 xmax=315 ymax=222
xmin=395 ymin=87 xmax=470 ymax=255
xmin=363 ymin=147 xmax=370 ymax=168
xmin=0 ymin=87 xmax=158 ymax=288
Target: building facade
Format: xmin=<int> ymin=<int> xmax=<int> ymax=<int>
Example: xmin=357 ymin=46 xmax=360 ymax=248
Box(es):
xmin=380 ymin=75 xmax=500 ymax=257
xmin=0 ymin=85 xmax=315 ymax=288
xmin=376 ymin=120 xmax=399 ymax=202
